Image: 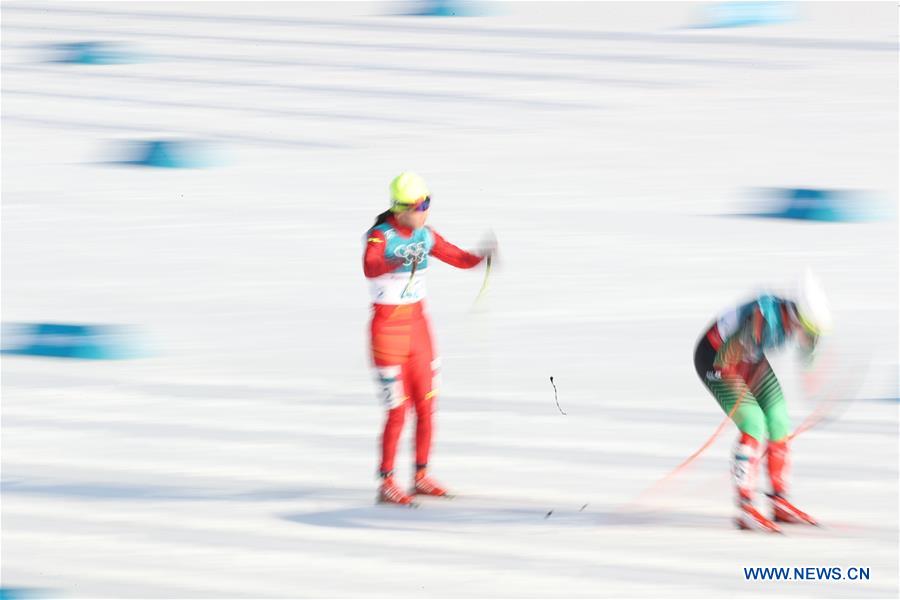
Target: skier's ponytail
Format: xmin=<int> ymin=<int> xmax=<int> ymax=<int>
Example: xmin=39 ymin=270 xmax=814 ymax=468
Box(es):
xmin=372 ymin=210 xmax=392 ymax=227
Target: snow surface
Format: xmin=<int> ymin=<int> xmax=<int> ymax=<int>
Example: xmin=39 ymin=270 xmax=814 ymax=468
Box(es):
xmin=1 ymin=2 xmax=898 ymax=598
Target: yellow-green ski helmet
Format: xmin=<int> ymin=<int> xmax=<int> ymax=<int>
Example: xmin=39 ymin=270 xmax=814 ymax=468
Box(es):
xmin=389 ymin=172 xmax=430 ymax=212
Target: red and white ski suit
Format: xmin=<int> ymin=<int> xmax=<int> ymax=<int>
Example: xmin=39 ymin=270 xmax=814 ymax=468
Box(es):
xmin=363 ymin=214 xmax=483 ymax=474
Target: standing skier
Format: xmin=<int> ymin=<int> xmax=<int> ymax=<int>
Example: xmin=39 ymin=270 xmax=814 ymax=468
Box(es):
xmin=363 ymin=172 xmax=493 ymax=506
xmin=693 ymin=272 xmax=832 ymax=533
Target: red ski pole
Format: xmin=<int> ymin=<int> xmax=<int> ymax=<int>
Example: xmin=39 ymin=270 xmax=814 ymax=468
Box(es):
xmin=628 ymin=386 xmax=748 ymax=507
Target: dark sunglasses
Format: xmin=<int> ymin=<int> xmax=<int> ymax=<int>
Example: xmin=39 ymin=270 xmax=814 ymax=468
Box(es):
xmin=412 ymin=196 xmax=431 ymax=212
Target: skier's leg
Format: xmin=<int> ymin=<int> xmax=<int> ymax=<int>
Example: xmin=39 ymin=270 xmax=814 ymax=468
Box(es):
xmin=749 ymin=358 xmax=791 ymax=492
xmin=375 ymin=363 xmax=410 ymax=476
xmin=706 ymin=372 xmax=767 ymax=443
xmin=749 ymin=357 xmax=791 ymax=443
xmin=373 ymin=362 xmax=418 ymax=506
xmin=370 ymin=308 xmax=417 ymax=506
xmin=412 ymin=361 xmax=437 ymax=472
xmin=695 ymin=341 xmax=778 ymax=531
xmin=371 ymin=305 xmax=413 ymax=366
xmin=410 ymin=317 xmax=438 ymax=469
xmin=410 ymin=317 xmax=448 ymax=496
xmin=706 ymin=384 xmax=781 ymax=532
xmin=709 ymin=380 xmax=767 ymax=505
xmin=751 ymin=359 xmax=817 ymax=524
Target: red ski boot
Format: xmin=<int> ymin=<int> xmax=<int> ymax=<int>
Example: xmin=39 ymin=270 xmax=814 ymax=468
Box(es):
xmin=765 ymin=440 xmax=817 ymax=525
xmin=413 ymin=469 xmax=451 ymax=497
xmin=378 ymin=476 xmax=417 ymax=507
xmin=731 ymin=433 xmax=780 ymax=532
xmin=736 ymin=502 xmax=783 ymax=534
xmin=769 ymin=494 xmax=818 ymax=525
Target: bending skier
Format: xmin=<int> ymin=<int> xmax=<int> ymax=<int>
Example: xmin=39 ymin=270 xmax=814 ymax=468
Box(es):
xmin=363 ymin=172 xmax=494 ymax=506
xmin=693 ymin=272 xmax=832 ymax=532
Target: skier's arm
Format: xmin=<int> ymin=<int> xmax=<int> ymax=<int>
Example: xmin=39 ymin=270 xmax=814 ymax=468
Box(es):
xmin=739 ymin=306 xmax=766 ymax=363
xmin=428 ymin=229 xmax=485 ymax=269
xmin=363 ymin=230 xmax=402 ymax=277
xmin=717 ymin=309 xmax=764 ymax=371
xmin=751 ymin=305 xmax=765 ymax=347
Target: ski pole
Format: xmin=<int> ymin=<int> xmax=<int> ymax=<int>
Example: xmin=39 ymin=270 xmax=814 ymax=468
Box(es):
xmin=629 ymin=386 xmax=747 ymax=507
xmin=474 ymin=254 xmax=492 ymax=305
xmin=401 ymin=257 xmax=419 ymax=298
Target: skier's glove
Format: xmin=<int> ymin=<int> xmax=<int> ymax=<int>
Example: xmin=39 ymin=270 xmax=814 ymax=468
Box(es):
xmin=478 ymin=230 xmax=498 ymax=261
xmin=797 ymin=335 xmax=821 ymax=369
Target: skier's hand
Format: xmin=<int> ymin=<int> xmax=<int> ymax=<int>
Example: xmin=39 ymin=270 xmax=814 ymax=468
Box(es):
xmin=478 ymin=230 xmax=498 ymax=261
xmin=796 ymin=327 xmax=821 ymax=369
xmin=797 ymin=338 xmax=820 ymax=369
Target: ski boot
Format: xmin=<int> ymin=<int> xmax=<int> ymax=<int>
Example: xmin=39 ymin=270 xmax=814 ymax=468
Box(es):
xmin=732 ymin=432 xmax=780 ymax=533
xmin=765 ymin=439 xmax=817 ymax=525
xmin=378 ymin=475 xmax=417 ymax=507
xmin=769 ymin=493 xmax=818 ymax=525
xmin=413 ymin=468 xmax=451 ymax=498
xmin=736 ymin=501 xmax=783 ymax=533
